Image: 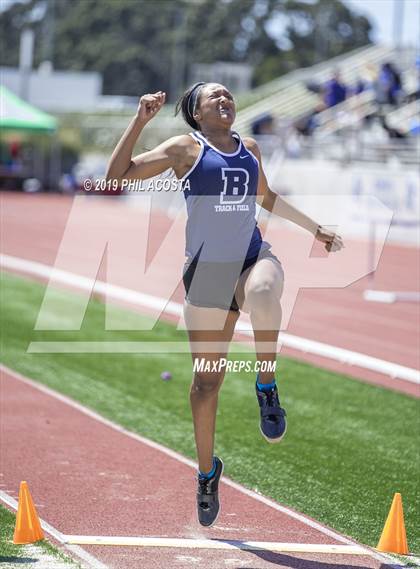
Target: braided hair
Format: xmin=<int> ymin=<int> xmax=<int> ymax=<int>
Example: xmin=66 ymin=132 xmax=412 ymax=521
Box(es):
xmin=175 ymin=82 xmax=206 ymax=131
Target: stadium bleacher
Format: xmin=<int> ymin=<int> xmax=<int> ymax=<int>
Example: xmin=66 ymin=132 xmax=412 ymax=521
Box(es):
xmin=232 ymin=45 xmax=418 ymax=166
xmin=68 ymin=44 xmax=418 ymax=168
xmin=234 ymin=44 xmax=398 ymax=134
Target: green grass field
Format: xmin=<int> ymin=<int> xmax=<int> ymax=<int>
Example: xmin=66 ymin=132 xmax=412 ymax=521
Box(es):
xmin=0 ymin=505 xmax=78 ymax=567
xmin=1 ymin=270 xmax=419 ymax=554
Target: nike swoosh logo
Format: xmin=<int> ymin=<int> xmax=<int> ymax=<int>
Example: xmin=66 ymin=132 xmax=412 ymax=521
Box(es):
xmin=239 ymin=154 xmax=249 ymax=159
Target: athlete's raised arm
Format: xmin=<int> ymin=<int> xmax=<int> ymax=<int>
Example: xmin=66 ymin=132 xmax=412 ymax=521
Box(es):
xmin=243 ymin=137 xmax=343 ymax=253
xmin=106 ymin=91 xmax=192 ymax=183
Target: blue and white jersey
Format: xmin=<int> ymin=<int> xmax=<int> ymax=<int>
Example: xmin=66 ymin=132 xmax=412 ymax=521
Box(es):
xmin=182 ymin=130 xmax=271 ymax=262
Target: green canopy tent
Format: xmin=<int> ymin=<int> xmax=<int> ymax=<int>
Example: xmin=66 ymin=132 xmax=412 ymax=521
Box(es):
xmin=0 ymin=85 xmax=57 ymax=131
xmin=0 ymin=85 xmax=59 ymax=190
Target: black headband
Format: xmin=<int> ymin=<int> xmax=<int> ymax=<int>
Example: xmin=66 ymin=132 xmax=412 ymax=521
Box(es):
xmin=187 ymin=82 xmax=205 ymax=123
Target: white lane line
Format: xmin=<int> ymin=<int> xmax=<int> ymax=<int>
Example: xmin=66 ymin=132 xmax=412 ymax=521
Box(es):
xmin=1 ymin=253 xmax=419 ymax=384
xmin=63 ymin=536 xmax=366 ymax=554
xmin=0 ymin=489 xmax=107 ymax=569
xmin=1 ymin=364 xmax=403 ymax=569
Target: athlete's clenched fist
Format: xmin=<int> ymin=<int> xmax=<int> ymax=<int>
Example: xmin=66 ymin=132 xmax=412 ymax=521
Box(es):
xmin=136 ymin=91 xmax=166 ymax=123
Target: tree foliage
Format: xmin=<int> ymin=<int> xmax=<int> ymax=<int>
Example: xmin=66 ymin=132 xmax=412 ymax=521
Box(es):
xmin=0 ymin=0 xmax=372 ymax=97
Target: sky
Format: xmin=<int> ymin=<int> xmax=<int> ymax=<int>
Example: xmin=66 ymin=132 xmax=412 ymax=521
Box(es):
xmin=344 ymin=0 xmax=419 ymax=46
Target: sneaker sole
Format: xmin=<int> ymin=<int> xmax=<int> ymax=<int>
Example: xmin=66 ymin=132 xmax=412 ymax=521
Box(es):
xmin=259 ymin=422 xmax=287 ymax=444
xmin=197 ymin=461 xmax=224 ymax=528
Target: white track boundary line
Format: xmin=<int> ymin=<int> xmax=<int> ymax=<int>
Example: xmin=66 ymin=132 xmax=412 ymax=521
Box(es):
xmin=1 ymin=253 xmax=419 ymax=384
xmin=1 ymin=364 xmax=404 ymax=569
xmin=0 ymin=490 xmax=107 ymax=569
xmin=63 ymin=536 xmax=365 ymax=554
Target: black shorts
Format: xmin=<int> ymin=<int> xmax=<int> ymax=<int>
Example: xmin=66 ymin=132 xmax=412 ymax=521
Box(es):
xmin=182 ymin=248 xmax=281 ymax=312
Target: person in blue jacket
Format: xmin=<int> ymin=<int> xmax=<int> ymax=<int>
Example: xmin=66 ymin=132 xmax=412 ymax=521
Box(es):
xmin=324 ymin=70 xmax=347 ymax=107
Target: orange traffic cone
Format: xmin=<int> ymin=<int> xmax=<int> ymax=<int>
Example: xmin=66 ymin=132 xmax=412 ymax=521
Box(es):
xmin=13 ymin=481 xmax=44 ymax=544
xmin=377 ymin=493 xmax=409 ymax=555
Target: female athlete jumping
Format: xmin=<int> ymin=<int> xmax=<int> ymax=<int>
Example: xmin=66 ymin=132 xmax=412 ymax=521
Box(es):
xmin=106 ymin=83 xmax=343 ymax=527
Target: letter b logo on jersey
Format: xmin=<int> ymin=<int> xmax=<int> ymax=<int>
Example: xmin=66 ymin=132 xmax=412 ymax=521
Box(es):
xmin=220 ymin=168 xmax=249 ymax=205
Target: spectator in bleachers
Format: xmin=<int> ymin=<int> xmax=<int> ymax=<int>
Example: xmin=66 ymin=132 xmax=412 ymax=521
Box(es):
xmin=409 ymin=56 xmax=420 ymax=102
xmin=251 ymin=113 xmax=275 ymax=135
xmin=294 ymin=103 xmax=325 ymax=137
xmin=376 ymin=62 xmax=402 ymax=105
xmin=323 ymin=70 xmax=347 ymax=108
xmin=354 ymin=77 xmax=366 ymax=95
xmin=360 ymin=64 xmax=377 ymax=92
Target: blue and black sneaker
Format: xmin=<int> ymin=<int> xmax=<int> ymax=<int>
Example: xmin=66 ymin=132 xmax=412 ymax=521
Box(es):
xmin=256 ymin=379 xmax=287 ymax=443
xmin=196 ymin=456 xmax=224 ymax=527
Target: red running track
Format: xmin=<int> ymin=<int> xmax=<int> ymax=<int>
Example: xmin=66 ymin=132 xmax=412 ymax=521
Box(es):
xmin=1 ymin=367 xmax=393 ymax=569
xmin=1 ymin=192 xmax=418 ymax=396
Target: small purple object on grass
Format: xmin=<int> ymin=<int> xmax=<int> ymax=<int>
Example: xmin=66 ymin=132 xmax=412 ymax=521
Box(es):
xmin=161 ymin=371 xmax=172 ymax=381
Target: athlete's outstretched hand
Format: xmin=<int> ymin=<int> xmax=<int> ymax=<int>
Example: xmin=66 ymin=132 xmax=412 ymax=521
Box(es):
xmin=136 ymin=91 xmax=166 ymax=123
xmin=315 ymin=226 xmax=344 ymax=253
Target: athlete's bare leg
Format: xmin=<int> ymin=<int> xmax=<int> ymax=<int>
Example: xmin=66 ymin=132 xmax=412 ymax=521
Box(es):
xmin=237 ymin=257 xmax=284 ymax=383
xmin=184 ymin=305 xmax=239 ymax=474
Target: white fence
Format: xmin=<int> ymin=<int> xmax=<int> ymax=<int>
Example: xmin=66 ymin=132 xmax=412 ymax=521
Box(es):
xmin=267 ymin=158 xmax=419 ymax=246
